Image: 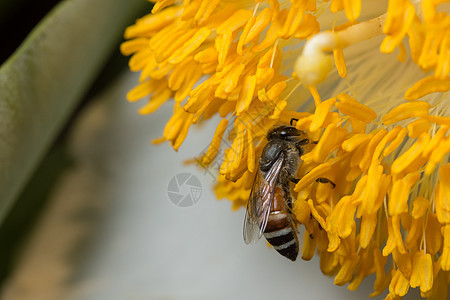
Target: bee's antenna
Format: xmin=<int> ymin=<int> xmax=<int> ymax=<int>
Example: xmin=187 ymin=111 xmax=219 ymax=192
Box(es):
xmin=290 ymin=118 xmax=299 ymax=126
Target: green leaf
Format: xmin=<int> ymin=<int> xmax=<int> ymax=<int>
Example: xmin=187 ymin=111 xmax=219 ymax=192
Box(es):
xmin=0 ymin=0 xmax=148 ymax=224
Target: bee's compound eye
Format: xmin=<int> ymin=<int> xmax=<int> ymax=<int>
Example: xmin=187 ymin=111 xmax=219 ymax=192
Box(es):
xmin=297 ymin=139 xmax=309 ymax=145
xmin=280 ymin=130 xmax=287 ymax=137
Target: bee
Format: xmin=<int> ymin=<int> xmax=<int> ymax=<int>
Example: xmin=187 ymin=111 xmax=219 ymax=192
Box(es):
xmin=243 ymin=118 xmax=334 ymax=261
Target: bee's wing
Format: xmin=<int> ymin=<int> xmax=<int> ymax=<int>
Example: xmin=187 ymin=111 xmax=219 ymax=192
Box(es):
xmin=243 ymin=153 xmax=285 ymax=244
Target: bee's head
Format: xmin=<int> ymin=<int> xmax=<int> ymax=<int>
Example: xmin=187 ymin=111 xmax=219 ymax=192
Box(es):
xmin=267 ymin=125 xmax=309 ymax=143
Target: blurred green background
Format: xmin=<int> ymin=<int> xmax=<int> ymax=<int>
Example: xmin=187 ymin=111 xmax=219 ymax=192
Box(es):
xmin=0 ymin=0 xmax=149 ymax=285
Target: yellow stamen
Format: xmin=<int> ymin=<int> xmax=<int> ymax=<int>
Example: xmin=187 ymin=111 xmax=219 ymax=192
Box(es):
xmin=270 ymin=100 xmax=287 ymax=120
xmin=194 ymin=0 xmax=220 ymax=25
xmin=139 ymin=88 xmax=172 ymax=114
xmin=216 ymin=63 xmax=246 ymax=98
xmin=308 ymin=85 xmax=322 ymax=107
xmin=246 ymin=125 xmax=256 ymax=173
xmin=335 ymin=93 xmax=377 ymax=123
xmin=129 ymin=48 xmax=154 ymax=72
xmin=201 ymin=119 xmax=229 ymax=165
xmin=342 ymin=134 xmax=371 ymax=152
xmin=382 ymin=127 xmax=407 ymax=157
xmin=127 ymin=80 xmax=157 ymax=102
xmin=334 ymin=255 xmax=360 ymax=286
xmin=327 ymin=195 xmax=356 ymax=238
xmin=441 ymin=224 xmax=450 ymax=271
xmin=405 ymin=76 xmax=450 ymax=100
xmin=425 ymin=213 xmax=442 ymax=255
xmin=397 ymin=41 xmax=407 ymax=62
xmin=244 ymin=7 xmax=272 ymax=44
xmin=381 ymin=1 xmax=415 ymax=54
xmin=372 ymin=126 xmax=402 ymax=164
xmin=382 ymin=101 xmax=431 ymax=125
xmin=216 ymin=31 xmax=235 ymax=68
xmin=253 ymin=23 xmax=279 ymax=52
xmin=294 ymin=13 xmax=319 ymax=39
xmin=359 ymin=129 xmax=387 ymax=172
xmin=237 ymin=14 xmax=256 ymax=55
xmin=310 ymin=98 xmax=337 ymax=132
xmin=359 ymin=212 xmax=377 ymax=248
xmin=280 ymin=0 xmax=305 ymax=38
xmin=302 ymin=230 xmax=317 ymax=260
xmin=294 ymin=163 xmax=332 ymax=192
xmin=425 ymin=136 xmax=450 ymax=175
xmin=389 ymin=269 xmax=410 ymax=297
xmin=152 ymin=0 xmax=175 ymax=14
xmin=333 ymin=49 xmax=347 ymax=78
xmin=120 ymin=38 xmax=149 ymax=56
xmin=236 ymin=75 xmax=257 ymax=115
xmin=313 ymin=124 xmax=347 ymax=163
xmin=343 ymin=0 xmax=361 ymax=22
xmin=411 ymin=196 xmax=430 ymax=219
xmin=308 ymin=199 xmax=327 ymax=230
xmin=124 ymin=6 xmax=182 ymax=39
xmin=168 ymin=27 xmax=212 ymax=64
xmin=360 ymin=165 xmax=387 ymax=215
xmin=391 ymin=134 xmax=429 ymax=175
xmin=292 ymin=198 xmax=311 ymax=224
xmin=216 ymin=9 xmax=252 ymax=34
xmin=407 ymin=118 xmax=431 ymax=138
xmin=388 ymin=173 xmax=421 ymax=215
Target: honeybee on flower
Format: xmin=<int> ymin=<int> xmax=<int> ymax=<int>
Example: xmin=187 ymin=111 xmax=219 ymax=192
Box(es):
xmin=121 ymin=0 xmax=450 ymax=299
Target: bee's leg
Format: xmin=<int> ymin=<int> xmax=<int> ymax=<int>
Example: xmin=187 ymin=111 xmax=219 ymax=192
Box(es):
xmin=312 ymin=141 xmax=319 ymax=144
xmin=283 ymin=185 xmax=293 ymax=210
xmin=316 ymin=177 xmax=336 ymax=188
xmin=290 ymin=118 xmax=299 ymax=126
xmin=290 ymin=178 xmax=300 ymax=184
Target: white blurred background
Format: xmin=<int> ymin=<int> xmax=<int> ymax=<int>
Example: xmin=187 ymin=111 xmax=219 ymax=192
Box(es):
xmin=0 ymin=72 xmax=422 ymax=300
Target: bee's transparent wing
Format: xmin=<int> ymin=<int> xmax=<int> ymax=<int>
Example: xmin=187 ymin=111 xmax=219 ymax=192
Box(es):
xmin=243 ymin=154 xmax=285 ymax=244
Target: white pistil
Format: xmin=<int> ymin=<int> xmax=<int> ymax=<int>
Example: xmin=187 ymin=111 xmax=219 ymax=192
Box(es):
xmin=295 ymin=14 xmax=387 ymax=86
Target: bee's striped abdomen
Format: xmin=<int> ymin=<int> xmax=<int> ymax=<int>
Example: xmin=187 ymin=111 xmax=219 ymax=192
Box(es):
xmin=263 ymin=188 xmax=299 ymax=261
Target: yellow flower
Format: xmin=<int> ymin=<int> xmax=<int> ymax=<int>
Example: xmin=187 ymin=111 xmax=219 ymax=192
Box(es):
xmin=121 ymin=0 xmax=450 ymax=298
